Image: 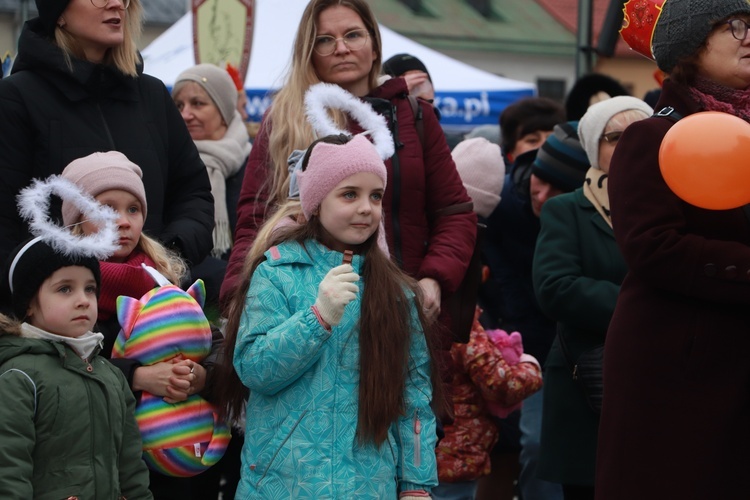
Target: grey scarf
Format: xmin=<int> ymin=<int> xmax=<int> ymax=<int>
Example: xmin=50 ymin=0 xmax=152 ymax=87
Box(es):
xmin=194 ymin=111 xmax=252 ymax=257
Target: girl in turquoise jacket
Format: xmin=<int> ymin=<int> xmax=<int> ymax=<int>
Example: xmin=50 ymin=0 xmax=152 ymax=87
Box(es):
xmin=218 ymin=119 xmax=442 ymax=498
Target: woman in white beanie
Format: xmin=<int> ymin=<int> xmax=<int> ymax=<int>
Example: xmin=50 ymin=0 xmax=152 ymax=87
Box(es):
xmin=601 ymin=1 xmax=750 ymax=497
xmin=532 ymin=95 xmax=651 ymax=499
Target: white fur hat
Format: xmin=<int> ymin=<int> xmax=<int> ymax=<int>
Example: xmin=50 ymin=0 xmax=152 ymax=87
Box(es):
xmin=578 ymin=96 xmax=654 ymax=169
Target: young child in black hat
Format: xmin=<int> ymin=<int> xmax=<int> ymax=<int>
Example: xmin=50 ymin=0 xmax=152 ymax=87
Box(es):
xmin=0 ymin=176 xmax=153 ymax=499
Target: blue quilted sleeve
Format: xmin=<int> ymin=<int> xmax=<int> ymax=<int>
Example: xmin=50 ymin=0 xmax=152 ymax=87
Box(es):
xmin=232 ymin=264 xmax=332 ymax=396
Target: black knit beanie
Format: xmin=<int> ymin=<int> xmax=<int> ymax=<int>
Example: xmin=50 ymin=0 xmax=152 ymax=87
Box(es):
xmin=4 ymin=237 xmax=101 ymax=320
xmin=383 ymin=53 xmax=432 ymax=82
xmin=34 ymin=0 xmax=72 ymax=37
xmin=652 ymin=0 xmax=750 ymax=73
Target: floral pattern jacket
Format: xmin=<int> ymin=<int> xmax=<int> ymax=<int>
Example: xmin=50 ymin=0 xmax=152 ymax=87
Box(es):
xmin=436 ymin=309 xmax=542 ymax=482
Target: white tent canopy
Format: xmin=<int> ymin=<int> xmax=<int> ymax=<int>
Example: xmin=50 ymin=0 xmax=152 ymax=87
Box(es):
xmin=141 ymin=0 xmax=535 ymax=130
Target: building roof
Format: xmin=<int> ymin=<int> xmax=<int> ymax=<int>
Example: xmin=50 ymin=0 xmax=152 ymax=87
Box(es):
xmin=535 ymin=0 xmax=639 ymax=58
xmin=369 ymin=0 xmax=577 ymax=57
xmin=0 ymin=0 xmax=186 ymax=26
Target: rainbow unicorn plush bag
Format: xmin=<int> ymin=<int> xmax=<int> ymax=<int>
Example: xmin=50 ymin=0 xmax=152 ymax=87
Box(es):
xmin=112 ymin=266 xmax=230 ymax=476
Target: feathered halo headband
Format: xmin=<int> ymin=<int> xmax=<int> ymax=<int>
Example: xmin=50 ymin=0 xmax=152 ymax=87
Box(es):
xmin=288 ymin=82 xmax=395 ymax=198
xmin=8 ymin=176 xmax=120 ymax=292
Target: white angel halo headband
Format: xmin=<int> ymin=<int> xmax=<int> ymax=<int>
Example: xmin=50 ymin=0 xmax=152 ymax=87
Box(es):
xmin=288 ymin=82 xmax=395 ymax=199
xmin=8 ymin=175 xmax=120 ymax=293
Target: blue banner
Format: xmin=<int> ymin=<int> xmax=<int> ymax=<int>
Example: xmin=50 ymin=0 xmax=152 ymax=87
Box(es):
xmin=243 ymin=88 xmax=535 ymax=131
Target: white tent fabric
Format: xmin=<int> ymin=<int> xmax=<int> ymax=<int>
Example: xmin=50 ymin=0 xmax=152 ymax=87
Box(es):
xmin=141 ymin=0 xmax=535 ymax=130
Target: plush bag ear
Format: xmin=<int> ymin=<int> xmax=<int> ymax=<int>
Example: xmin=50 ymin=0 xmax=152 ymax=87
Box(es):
xmin=112 ymin=295 xmax=144 ymax=358
xmin=116 ymin=295 xmax=144 ymax=339
xmin=185 ymin=279 xmax=206 ymax=309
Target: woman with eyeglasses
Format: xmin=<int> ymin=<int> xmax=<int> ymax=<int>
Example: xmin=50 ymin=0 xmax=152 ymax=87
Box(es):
xmin=0 ymin=0 xmax=213 ymax=298
xmin=530 ymin=96 xmax=652 ymax=500
xmin=219 ymin=0 xmax=475 ymax=409
xmin=596 ymin=1 xmax=750 ymax=499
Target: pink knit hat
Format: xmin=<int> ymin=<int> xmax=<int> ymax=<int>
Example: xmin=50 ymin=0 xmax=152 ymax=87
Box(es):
xmin=452 ymin=137 xmax=504 ymax=218
xmin=61 ymin=152 xmax=147 ymax=226
xmin=296 ymin=135 xmax=388 ymax=219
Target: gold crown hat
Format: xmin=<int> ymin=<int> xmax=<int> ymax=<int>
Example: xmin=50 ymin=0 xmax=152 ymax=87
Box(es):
xmin=619 ymin=0 xmax=667 ymax=61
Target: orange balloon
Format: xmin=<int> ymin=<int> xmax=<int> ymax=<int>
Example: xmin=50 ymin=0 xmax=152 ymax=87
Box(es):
xmin=659 ymin=111 xmax=750 ymax=210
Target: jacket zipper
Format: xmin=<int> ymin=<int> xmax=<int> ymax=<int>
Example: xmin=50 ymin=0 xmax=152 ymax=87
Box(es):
xmin=255 ymin=410 xmax=308 ymax=489
xmin=389 ymin=103 xmax=403 ymax=267
xmin=413 ymin=409 xmax=421 ymax=468
xmin=96 ymin=103 xmax=116 ymax=148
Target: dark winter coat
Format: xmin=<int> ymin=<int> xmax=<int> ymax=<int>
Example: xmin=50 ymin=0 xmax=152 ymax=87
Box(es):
xmin=0 ymin=327 xmax=152 ymax=499
xmin=532 ymin=189 xmax=626 ymax=486
xmin=596 ymin=79 xmax=750 ymax=499
xmin=479 ymin=158 xmax=556 ymax=365
xmin=0 ymin=20 xmax=214 ymax=272
xmin=221 ymin=77 xmax=476 ymax=346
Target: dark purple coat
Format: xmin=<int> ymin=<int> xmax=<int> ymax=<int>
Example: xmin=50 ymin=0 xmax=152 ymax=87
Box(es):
xmin=596 ymin=79 xmax=750 ymax=499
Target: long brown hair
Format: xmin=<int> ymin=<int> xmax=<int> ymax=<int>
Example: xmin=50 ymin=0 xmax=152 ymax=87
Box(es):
xmin=215 ymin=203 xmax=444 ymax=445
xmin=264 ymin=0 xmax=383 ymax=208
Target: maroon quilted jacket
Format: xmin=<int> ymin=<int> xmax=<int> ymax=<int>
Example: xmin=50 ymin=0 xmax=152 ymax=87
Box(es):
xmin=221 ymin=78 xmax=476 ymax=329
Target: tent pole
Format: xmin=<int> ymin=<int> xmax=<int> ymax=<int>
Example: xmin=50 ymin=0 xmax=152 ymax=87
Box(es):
xmin=576 ymin=0 xmax=593 ymax=78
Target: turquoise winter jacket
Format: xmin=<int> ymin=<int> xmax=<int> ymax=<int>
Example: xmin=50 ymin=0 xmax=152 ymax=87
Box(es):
xmin=233 ymin=239 xmax=438 ymax=498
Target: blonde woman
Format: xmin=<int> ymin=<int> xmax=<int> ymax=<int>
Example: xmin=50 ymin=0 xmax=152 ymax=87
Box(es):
xmin=221 ymin=1 xmax=476 ymax=386
xmin=0 ymin=0 xmax=214 ymax=300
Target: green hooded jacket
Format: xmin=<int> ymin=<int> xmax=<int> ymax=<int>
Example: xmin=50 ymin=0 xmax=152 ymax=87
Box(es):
xmin=0 ymin=325 xmax=152 ymax=499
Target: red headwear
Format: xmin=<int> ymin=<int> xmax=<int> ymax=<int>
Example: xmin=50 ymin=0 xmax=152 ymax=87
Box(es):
xmin=619 ymin=0 xmax=667 ymax=60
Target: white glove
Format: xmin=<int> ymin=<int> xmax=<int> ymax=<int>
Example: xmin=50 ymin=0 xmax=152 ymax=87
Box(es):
xmin=314 ymin=264 xmax=359 ymax=327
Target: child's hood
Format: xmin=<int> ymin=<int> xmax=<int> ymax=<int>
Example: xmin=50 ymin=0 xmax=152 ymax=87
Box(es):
xmin=0 ymin=330 xmax=60 ymax=366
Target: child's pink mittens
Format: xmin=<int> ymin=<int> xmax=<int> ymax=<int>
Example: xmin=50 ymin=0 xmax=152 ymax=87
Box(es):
xmin=486 ymin=329 xmax=523 ymax=365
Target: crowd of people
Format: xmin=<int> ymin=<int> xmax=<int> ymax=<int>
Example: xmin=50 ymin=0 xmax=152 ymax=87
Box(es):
xmin=1 ymin=0 xmax=749 ymax=499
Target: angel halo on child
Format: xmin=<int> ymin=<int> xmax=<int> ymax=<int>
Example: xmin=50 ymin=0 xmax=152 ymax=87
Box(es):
xmin=213 ymin=82 xmax=443 ymax=499
xmin=0 ymin=176 xmax=153 ymax=499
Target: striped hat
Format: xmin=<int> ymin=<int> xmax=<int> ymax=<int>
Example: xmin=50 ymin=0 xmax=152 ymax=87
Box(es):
xmin=531 ymin=121 xmax=589 ymax=192
xmin=112 ymin=279 xmax=231 ymax=477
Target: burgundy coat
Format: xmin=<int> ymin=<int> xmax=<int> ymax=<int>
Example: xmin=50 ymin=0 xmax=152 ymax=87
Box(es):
xmin=596 ymin=79 xmax=750 ymax=499
xmin=221 ymin=78 xmax=476 ymax=330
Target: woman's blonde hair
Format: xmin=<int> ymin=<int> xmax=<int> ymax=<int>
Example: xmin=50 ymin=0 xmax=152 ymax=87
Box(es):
xmin=54 ymin=0 xmax=143 ymax=77
xmin=137 ymin=233 xmax=187 ymax=285
xmin=264 ymin=0 xmax=383 ymax=207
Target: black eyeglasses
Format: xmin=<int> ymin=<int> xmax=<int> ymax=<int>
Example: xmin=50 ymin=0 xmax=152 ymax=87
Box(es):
xmin=91 ymin=0 xmax=130 ymax=8
xmin=600 ymin=131 xmax=623 ymax=144
xmin=313 ymin=29 xmax=369 ymax=56
xmin=721 ymin=18 xmax=750 ymax=41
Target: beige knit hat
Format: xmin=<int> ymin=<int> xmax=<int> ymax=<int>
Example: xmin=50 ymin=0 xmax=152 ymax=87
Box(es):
xmin=174 ymin=63 xmax=238 ymax=126
xmin=451 ymin=137 xmax=504 ymax=218
xmin=61 ymin=151 xmax=146 ymax=226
